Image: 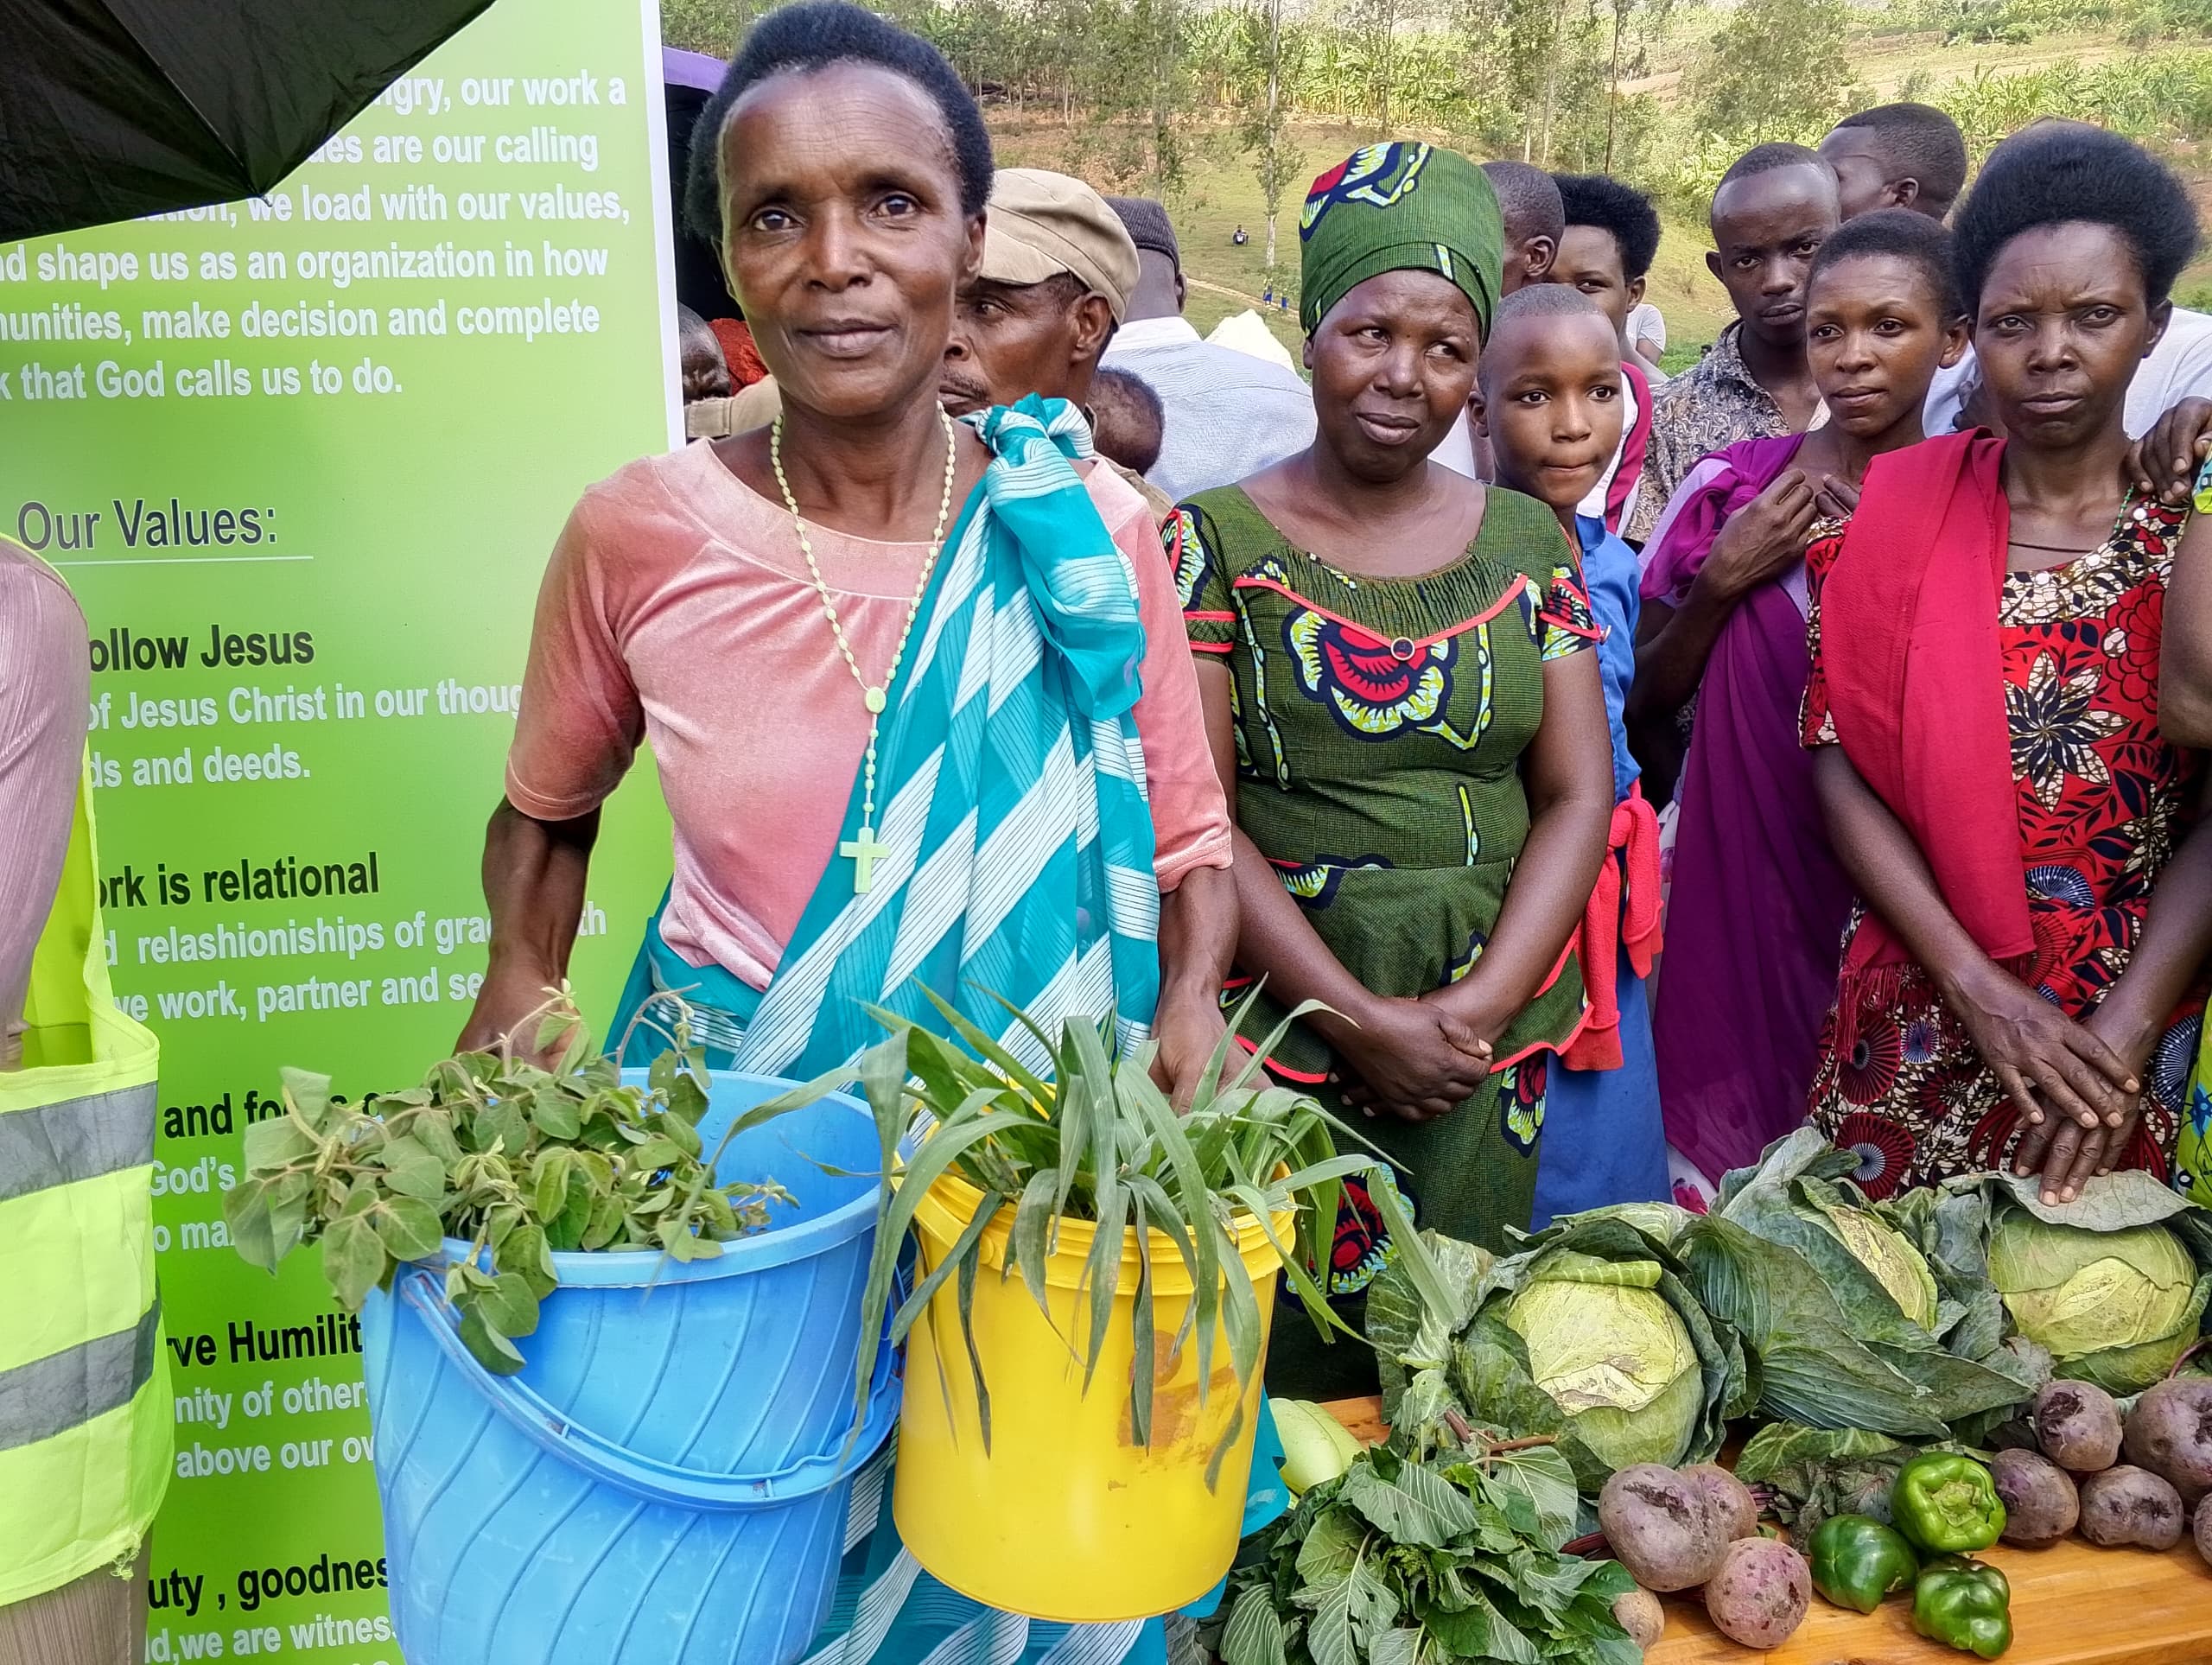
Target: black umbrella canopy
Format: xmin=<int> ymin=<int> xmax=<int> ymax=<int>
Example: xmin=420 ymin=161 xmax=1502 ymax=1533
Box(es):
xmin=0 ymin=0 xmax=499 ymax=242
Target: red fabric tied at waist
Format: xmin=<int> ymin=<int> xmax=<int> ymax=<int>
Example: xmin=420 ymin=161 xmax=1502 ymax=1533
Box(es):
xmin=1562 ymin=787 xmax=1662 ymax=1071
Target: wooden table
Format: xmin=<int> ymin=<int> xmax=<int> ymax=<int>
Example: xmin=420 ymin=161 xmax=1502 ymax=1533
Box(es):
xmin=1319 ymin=1398 xmax=2212 ymax=1665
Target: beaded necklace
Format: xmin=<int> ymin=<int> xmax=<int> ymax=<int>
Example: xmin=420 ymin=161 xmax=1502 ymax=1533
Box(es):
xmin=770 ymin=405 xmax=959 ymax=892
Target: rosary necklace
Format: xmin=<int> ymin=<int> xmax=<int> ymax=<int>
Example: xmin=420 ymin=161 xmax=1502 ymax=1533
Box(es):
xmin=771 ymin=406 xmax=959 ymax=893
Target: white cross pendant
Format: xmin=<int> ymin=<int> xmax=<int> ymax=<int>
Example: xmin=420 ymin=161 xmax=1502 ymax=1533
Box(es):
xmin=840 ymin=824 xmax=891 ymax=893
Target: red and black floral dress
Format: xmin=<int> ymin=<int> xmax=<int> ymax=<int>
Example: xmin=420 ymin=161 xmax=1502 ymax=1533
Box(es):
xmin=1800 ymin=493 xmax=2205 ymax=1196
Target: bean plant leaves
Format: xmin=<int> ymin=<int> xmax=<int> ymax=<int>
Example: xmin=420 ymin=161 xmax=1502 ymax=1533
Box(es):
xmin=378 ymin=1133 xmax=445 ymax=1202
xmin=322 ymin=1213 xmax=385 ymax=1310
xmin=242 ymin=1112 xmax=316 ymax=1174
xmin=223 ymin=1176 xmax=279 ymax=1272
xmin=222 ymin=988 xmax=796 ymax=1376
xmin=372 ymin=1196 xmax=445 ymax=1261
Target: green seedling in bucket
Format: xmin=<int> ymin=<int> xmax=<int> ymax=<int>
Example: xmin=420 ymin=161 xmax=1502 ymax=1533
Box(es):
xmin=833 ymin=985 xmax=1446 ymax=1487
xmin=223 ymin=989 xmax=798 ymax=1374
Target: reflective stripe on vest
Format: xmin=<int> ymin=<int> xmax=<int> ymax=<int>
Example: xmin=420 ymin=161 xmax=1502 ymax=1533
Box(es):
xmin=0 ymin=1084 xmax=157 ymax=1204
xmin=0 ymin=1297 xmax=162 ymax=1453
xmin=0 ymin=704 xmax=168 ymax=1605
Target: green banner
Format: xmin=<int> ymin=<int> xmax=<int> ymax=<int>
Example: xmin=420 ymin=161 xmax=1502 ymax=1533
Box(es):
xmin=2 ymin=1 xmax=679 ymax=1655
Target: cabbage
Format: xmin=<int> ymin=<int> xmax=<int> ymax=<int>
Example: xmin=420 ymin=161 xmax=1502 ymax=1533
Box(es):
xmin=1799 ymin=1199 xmax=1940 ymax=1331
xmin=1365 ymin=1212 xmax=1751 ymax=1491
xmin=1988 ymin=1212 xmax=2203 ymax=1391
xmin=1691 ymin=1131 xmax=2045 ymax=1439
xmin=1503 ymin=1256 xmax=1702 ymax=1470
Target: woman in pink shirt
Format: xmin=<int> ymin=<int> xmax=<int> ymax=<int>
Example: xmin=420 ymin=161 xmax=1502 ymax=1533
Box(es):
xmin=459 ymin=4 xmax=1233 ymax=1103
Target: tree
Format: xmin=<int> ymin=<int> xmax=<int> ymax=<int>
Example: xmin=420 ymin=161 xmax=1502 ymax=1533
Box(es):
xmin=1237 ymin=0 xmax=1307 ymax=276
xmin=1692 ymin=0 xmax=1858 ymax=144
xmin=1599 ymin=0 xmax=1669 ymax=169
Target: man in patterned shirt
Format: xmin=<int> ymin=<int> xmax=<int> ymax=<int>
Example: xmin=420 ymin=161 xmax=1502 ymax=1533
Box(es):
xmin=1625 ymin=143 xmax=1838 ymax=543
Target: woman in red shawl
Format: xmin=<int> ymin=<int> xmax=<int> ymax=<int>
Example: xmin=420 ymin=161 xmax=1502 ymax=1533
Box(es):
xmin=1803 ymin=125 xmax=2212 ymax=1207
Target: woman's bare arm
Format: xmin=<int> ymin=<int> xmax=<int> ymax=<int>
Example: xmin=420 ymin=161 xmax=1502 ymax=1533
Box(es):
xmin=455 ymin=799 xmax=600 ymax=1051
xmin=1813 ymin=747 xmax=2134 ymax=1153
xmin=2161 ymin=502 xmax=2212 ymax=747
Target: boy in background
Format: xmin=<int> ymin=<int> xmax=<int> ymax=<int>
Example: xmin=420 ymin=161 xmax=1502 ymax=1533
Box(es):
xmin=1625 ymin=144 xmax=1839 ymax=543
xmin=1471 ymin=285 xmax=1668 ymax=1223
xmin=1552 ymin=172 xmax=1665 ymax=535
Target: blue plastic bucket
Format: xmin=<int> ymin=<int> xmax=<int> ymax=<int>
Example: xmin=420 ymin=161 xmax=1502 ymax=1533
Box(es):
xmin=359 ymin=1071 xmax=894 ymax=1665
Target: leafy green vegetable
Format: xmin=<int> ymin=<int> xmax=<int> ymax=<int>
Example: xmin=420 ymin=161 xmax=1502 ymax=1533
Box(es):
xmin=1208 ymin=1427 xmax=1638 ymax=1665
xmin=1501 ymin=1255 xmax=1702 ymax=1471
xmin=1368 ymin=1211 xmax=1752 ymax=1491
xmin=1734 ymin=1422 xmax=1915 ymax=1535
xmin=1686 ymin=1132 xmax=2045 ymax=1439
xmin=1982 ymin=1169 xmax=2212 ymax=1393
xmin=1806 ymin=1195 xmax=1941 ymax=1328
xmin=225 ymin=992 xmax=800 ymax=1374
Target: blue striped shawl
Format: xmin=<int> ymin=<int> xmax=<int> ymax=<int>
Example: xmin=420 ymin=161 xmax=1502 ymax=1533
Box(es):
xmin=614 ymin=396 xmax=1160 ymax=1079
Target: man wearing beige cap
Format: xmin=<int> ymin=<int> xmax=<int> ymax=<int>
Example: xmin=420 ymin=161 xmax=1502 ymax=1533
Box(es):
xmin=939 ymin=167 xmax=1174 ymax=517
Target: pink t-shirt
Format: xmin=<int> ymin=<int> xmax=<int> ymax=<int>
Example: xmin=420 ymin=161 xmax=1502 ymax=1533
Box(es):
xmin=506 ymin=440 xmax=1230 ymax=990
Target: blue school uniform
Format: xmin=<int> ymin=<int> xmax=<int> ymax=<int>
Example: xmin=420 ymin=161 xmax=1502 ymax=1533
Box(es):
xmin=1531 ymin=516 xmax=1669 ymax=1227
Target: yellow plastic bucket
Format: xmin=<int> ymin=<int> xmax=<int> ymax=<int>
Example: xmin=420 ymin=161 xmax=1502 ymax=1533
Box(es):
xmin=891 ymin=1168 xmax=1290 ymax=1621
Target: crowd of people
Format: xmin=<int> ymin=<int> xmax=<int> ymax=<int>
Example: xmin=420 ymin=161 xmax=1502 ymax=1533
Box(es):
xmin=513 ymin=5 xmax=2212 ymax=1345
xmin=7 ymin=3 xmax=2212 ymax=1662
xmin=441 ymin=4 xmax=2212 ymax=1656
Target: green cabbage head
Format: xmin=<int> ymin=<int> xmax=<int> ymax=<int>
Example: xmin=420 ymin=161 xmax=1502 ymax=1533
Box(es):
xmin=1503 ymin=1251 xmax=1700 ymax=1470
xmin=1798 ymin=1200 xmax=1940 ymax=1329
xmin=1988 ymin=1213 xmax=2202 ymax=1392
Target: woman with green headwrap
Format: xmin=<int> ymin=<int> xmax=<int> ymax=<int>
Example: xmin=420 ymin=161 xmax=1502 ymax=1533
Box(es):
xmin=1166 ymin=143 xmax=1614 ymax=1395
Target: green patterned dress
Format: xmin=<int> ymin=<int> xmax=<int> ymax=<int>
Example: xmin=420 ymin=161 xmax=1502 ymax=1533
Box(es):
xmin=1173 ymin=482 xmax=1598 ymax=1395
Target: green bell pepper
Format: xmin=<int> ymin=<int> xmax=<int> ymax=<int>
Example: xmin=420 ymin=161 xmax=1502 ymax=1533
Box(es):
xmin=1891 ymin=1452 xmax=2005 ymax=1554
xmin=1912 ymin=1555 xmax=2012 ymax=1658
xmin=1808 ymin=1513 xmax=1920 ymax=1613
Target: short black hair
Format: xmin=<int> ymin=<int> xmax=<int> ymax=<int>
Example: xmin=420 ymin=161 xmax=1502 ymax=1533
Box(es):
xmin=1497 ymin=283 xmax=1605 ymax=324
xmin=1554 ymin=173 xmax=1661 ymax=280
xmin=1482 ymin=160 xmax=1566 ymax=247
xmin=1089 ymin=367 xmax=1166 ymax=475
xmin=683 ymin=1 xmax=995 ymax=251
xmin=1478 ymin=285 xmax=1611 ymax=390
xmin=1830 ymin=103 xmax=1968 ymax=215
xmin=1952 ymin=124 xmax=2201 ymax=314
xmin=677 ymin=303 xmax=718 ymax=347
xmin=1718 ymin=142 xmax=1833 ymax=191
xmin=1808 ymin=207 xmax=1963 ymax=320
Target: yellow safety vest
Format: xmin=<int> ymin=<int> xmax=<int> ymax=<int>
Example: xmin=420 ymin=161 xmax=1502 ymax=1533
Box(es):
xmin=0 ymin=759 xmax=169 ymax=1605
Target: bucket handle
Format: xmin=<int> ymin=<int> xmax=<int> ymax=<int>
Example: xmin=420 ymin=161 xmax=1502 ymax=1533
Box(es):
xmin=396 ymin=1266 xmax=900 ymax=1512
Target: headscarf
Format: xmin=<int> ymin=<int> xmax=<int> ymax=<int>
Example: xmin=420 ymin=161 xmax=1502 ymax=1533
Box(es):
xmin=1298 ymin=143 xmax=1502 ymax=339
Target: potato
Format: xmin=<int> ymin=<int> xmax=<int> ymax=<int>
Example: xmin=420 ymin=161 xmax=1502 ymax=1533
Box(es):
xmin=1702 ymin=1537 xmax=1811 ymax=1649
xmin=2077 ymin=1464 xmax=2185 ymax=1550
xmin=1612 ymin=1586 xmax=1665 ymax=1651
xmin=2034 ymin=1379 xmax=2124 ymax=1474
xmin=1993 ymin=1447 xmax=2080 ymax=1547
xmin=1599 ymin=1465 xmax=1725 ymax=1592
xmin=1684 ymin=1462 xmax=1758 ymax=1543
xmin=2122 ymin=1376 xmax=2212 ymax=1507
